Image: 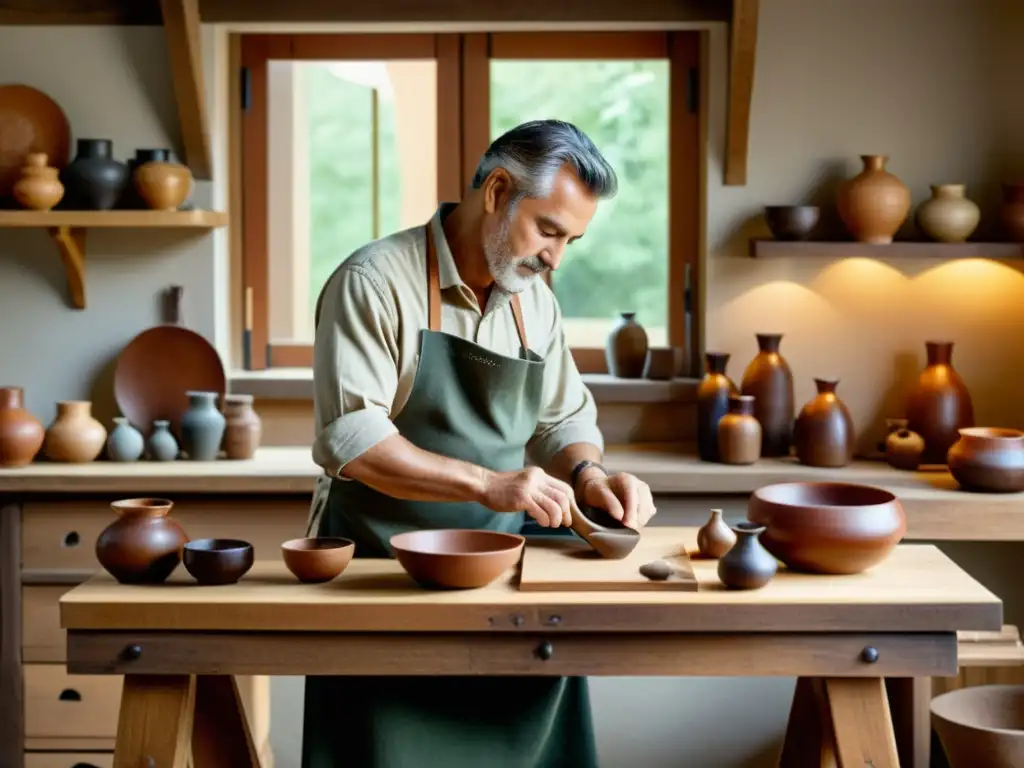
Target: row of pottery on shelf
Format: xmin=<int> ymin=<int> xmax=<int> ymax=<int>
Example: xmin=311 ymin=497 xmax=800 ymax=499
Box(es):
xmin=13 ymin=140 xmax=193 ymax=212
xmin=764 ymin=154 xmax=1024 ymax=243
xmin=95 ymin=497 xmax=354 ymax=585
xmin=0 ymin=386 xmax=261 ymax=466
xmin=605 ymin=312 xmax=685 ymax=379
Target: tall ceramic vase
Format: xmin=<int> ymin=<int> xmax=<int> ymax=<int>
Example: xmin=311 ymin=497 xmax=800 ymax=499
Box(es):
xmin=837 ymin=155 xmax=911 ymax=244
xmin=915 ymin=184 xmax=980 ymax=243
xmin=0 ymin=386 xmax=45 ymax=467
xmin=697 ymin=352 xmax=737 ymax=462
xmin=605 ymin=312 xmax=648 ymax=378
xmin=906 ymin=341 xmax=974 ymax=464
xmin=180 ymin=391 xmax=226 ymax=461
xmin=740 ymin=334 xmax=794 ymax=457
xmin=794 ymin=378 xmax=856 ymax=468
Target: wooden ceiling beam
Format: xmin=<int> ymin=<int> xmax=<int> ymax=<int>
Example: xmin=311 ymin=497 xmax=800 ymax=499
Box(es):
xmin=159 ymin=0 xmax=212 ymax=180
xmin=724 ymin=0 xmax=759 ymax=186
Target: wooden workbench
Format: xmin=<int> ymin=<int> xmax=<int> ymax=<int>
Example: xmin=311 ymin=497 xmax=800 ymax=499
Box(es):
xmin=59 ymin=527 xmax=1001 ymax=767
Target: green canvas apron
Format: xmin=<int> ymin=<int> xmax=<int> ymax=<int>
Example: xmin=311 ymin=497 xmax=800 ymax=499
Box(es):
xmin=301 ymin=223 xmax=598 ymax=768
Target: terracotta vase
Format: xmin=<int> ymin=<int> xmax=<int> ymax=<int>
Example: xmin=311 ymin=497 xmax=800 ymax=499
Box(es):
xmin=43 ymin=400 xmax=107 ymax=463
xmin=12 ymin=152 xmax=64 ymax=211
xmin=223 ymin=394 xmax=262 ymax=460
xmin=605 ymin=312 xmax=648 ymax=378
xmin=718 ymin=395 xmax=762 ymax=466
xmin=915 ymin=184 xmax=980 ymax=243
xmin=997 ymin=183 xmax=1024 ymax=242
xmin=95 ymin=497 xmax=189 ymax=584
xmin=717 ymin=522 xmax=777 ymax=590
xmin=0 ymin=386 xmax=45 ymax=467
xmin=947 ymin=428 xmax=1024 ymax=493
xmin=740 ymin=333 xmax=794 ymax=457
xmin=696 ymin=508 xmax=737 ymax=559
xmin=906 ymin=341 xmax=974 ymax=464
xmin=886 ymin=427 xmax=925 ymax=471
xmin=837 ymin=154 xmax=911 ymax=244
xmin=793 ymin=378 xmax=856 ymax=468
xmin=697 ymin=352 xmax=738 ymax=462
xmin=134 ymin=160 xmax=193 ymax=211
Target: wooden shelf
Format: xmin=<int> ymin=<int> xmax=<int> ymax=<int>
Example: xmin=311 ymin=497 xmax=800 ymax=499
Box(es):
xmin=0 ymin=209 xmax=228 ymax=309
xmin=750 ymin=239 xmax=1024 ymax=260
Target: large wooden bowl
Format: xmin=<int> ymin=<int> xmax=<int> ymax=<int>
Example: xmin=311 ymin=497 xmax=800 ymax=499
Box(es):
xmin=390 ymin=529 xmax=525 ymax=590
xmin=747 ymin=482 xmax=906 ymax=574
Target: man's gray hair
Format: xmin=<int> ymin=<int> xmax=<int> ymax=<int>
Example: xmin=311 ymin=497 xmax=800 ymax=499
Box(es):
xmin=470 ymin=119 xmax=618 ymax=201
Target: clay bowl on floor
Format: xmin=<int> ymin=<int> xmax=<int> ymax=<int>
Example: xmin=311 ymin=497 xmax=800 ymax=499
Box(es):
xmin=183 ymin=538 xmax=254 ymax=585
xmin=281 ymin=537 xmax=355 ymax=583
xmin=764 ymin=205 xmax=820 ymax=241
xmin=747 ymin=482 xmax=906 ymax=575
xmin=931 ymin=684 xmax=1024 ymax=768
xmin=390 ymin=529 xmax=525 ymax=590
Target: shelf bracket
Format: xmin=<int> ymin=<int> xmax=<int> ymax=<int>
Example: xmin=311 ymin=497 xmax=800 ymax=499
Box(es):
xmin=159 ymin=0 xmax=212 ymax=180
xmin=48 ymin=226 xmax=86 ymax=310
xmin=725 ymin=0 xmax=759 ymax=186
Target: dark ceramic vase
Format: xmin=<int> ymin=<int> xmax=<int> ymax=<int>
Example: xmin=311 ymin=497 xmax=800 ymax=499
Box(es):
xmin=793 ymin=378 xmax=856 ymax=468
xmin=905 ymin=341 xmax=974 ymax=464
xmin=605 ymin=312 xmax=648 ymax=378
xmin=60 ymin=138 xmax=129 ymax=210
xmin=740 ymin=333 xmax=795 ymax=457
xmin=717 ymin=522 xmax=777 ymax=590
xmin=95 ymin=498 xmax=189 ymax=584
xmin=120 ymin=148 xmax=171 ymax=208
xmin=697 ymin=352 xmax=737 ymax=462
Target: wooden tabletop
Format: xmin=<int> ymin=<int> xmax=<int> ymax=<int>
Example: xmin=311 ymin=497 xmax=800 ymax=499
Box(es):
xmin=59 ymin=527 xmax=1001 ymax=635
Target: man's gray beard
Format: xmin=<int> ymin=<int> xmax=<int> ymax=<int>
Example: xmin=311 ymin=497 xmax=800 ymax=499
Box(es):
xmin=484 ymin=215 xmax=544 ymax=295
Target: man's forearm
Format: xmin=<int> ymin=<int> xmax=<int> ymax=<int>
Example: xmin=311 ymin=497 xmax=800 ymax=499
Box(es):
xmin=544 ymin=442 xmax=604 ymax=489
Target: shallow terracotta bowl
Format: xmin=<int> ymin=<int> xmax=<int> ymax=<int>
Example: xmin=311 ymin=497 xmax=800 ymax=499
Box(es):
xmin=390 ymin=529 xmax=525 ymax=589
xmin=281 ymin=537 xmax=355 ymax=583
xmin=183 ymin=538 xmax=254 ymax=585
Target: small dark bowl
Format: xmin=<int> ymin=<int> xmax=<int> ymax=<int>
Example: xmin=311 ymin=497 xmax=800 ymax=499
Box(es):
xmin=764 ymin=205 xmax=820 ymax=241
xmin=183 ymin=538 xmax=254 ymax=585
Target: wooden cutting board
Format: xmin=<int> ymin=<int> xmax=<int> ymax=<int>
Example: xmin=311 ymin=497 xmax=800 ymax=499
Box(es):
xmin=518 ymin=530 xmax=698 ymax=591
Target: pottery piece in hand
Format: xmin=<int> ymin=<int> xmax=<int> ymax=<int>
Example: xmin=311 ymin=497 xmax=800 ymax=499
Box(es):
xmin=95 ymin=498 xmax=189 ymax=584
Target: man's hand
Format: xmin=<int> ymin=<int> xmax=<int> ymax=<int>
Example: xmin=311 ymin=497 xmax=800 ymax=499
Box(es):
xmin=579 ymin=472 xmax=656 ymax=530
xmin=480 ymin=467 xmax=575 ymax=528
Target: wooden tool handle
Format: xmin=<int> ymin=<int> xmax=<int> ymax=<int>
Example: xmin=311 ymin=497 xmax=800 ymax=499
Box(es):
xmin=168 ymin=285 xmax=184 ymax=325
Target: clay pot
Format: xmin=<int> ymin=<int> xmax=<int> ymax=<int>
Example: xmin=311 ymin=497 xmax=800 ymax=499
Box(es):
xmin=906 ymin=341 xmax=974 ymax=464
xmin=886 ymin=428 xmax=925 ymax=471
xmin=931 ymin=684 xmax=1024 ymax=768
xmin=180 ymin=391 xmax=226 ymax=461
xmin=120 ymin=148 xmax=171 ymax=208
xmin=106 ymin=416 xmax=144 ymax=462
xmin=998 ymin=183 xmax=1024 ymax=242
xmin=748 ymin=482 xmax=906 ymax=575
xmin=183 ymin=539 xmax=254 ymax=585
xmin=146 ymin=419 xmax=179 ymax=461
xmin=12 ymin=152 xmax=64 ymax=211
xmin=837 ymin=154 xmax=911 ymax=244
xmin=134 ymin=160 xmax=193 ymax=211
xmin=390 ymin=529 xmax=525 ymax=589
xmin=793 ymin=378 xmax=856 ymax=468
xmin=697 ymin=352 xmax=738 ymax=462
xmin=281 ymin=537 xmax=355 ymax=583
xmin=605 ymin=312 xmax=648 ymax=378
xmin=947 ymin=428 xmax=1024 ymax=493
xmin=0 ymin=386 xmax=44 ymax=467
xmin=718 ymin=395 xmax=762 ymax=466
xmin=717 ymin=522 xmax=777 ymax=590
xmin=95 ymin=497 xmax=189 ymax=584
xmin=916 ymin=184 xmax=980 ymax=243
xmin=763 ymin=205 xmax=820 ymax=241
xmin=740 ymin=333 xmax=794 ymax=457
xmin=59 ymin=138 xmax=128 ymax=210
xmin=43 ymin=400 xmax=107 ymax=463
xmin=696 ymin=508 xmax=737 ymax=559
xmin=223 ymin=394 xmax=262 ymax=460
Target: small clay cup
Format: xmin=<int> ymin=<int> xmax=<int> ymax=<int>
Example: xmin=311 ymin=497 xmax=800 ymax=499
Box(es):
xmin=281 ymin=537 xmax=355 ymax=583
xmin=183 ymin=538 xmax=254 ymax=585
xmin=764 ymin=205 xmax=820 ymax=241
xmin=390 ymin=529 xmax=524 ymax=589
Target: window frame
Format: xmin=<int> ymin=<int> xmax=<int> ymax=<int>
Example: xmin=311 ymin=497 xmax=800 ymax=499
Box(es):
xmin=235 ymin=31 xmax=701 ymax=376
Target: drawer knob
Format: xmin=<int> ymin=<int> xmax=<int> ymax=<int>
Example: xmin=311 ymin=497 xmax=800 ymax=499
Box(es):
xmin=122 ymin=643 xmax=143 ymax=661
xmin=58 ymin=688 xmax=81 ymax=701
xmin=861 ymin=646 xmax=879 ymax=663
xmin=535 ymin=640 xmax=554 ymax=661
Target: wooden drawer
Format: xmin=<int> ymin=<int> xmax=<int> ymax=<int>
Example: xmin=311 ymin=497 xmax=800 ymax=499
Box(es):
xmin=25 ymin=753 xmax=113 ymax=768
xmin=24 ymin=586 xmax=70 ymax=662
xmin=22 ymin=497 xmax=309 ymax=572
xmin=24 ymin=664 xmax=121 ymax=740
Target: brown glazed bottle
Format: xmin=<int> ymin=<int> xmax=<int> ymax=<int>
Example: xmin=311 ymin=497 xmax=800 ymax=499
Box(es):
xmin=740 ymin=334 xmax=794 ymax=457
xmin=905 ymin=341 xmax=974 ymax=464
xmin=793 ymin=378 xmax=856 ymax=467
xmin=718 ymin=395 xmax=762 ymax=465
xmin=605 ymin=312 xmax=648 ymax=378
xmin=0 ymin=386 xmax=45 ymax=467
xmin=95 ymin=498 xmax=190 ymax=584
xmin=697 ymin=352 xmax=738 ymax=462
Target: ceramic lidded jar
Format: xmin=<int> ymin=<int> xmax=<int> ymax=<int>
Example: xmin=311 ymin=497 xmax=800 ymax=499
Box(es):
xmin=106 ymin=416 xmax=144 ymax=462
xmin=740 ymin=333 xmax=794 ymax=457
xmin=59 ymin=138 xmax=129 ymax=210
xmin=223 ymin=394 xmax=262 ymax=460
xmin=717 ymin=395 xmax=762 ymax=466
xmin=717 ymin=522 xmax=776 ymax=590
xmin=947 ymin=428 xmax=1024 ymax=493
xmin=134 ymin=159 xmax=193 ymax=211
xmin=147 ymin=419 xmax=179 ymax=461
xmin=605 ymin=312 xmax=648 ymax=378
xmin=886 ymin=428 xmax=925 ymax=471
xmin=905 ymin=341 xmax=974 ymax=464
xmin=697 ymin=352 xmax=738 ymax=462
xmin=793 ymin=378 xmax=856 ymax=468
xmin=43 ymin=400 xmax=107 ymax=463
xmin=915 ymin=184 xmax=980 ymax=243
xmin=180 ymin=391 xmax=226 ymax=461
xmin=0 ymin=386 xmax=45 ymax=467
xmin=998 ymin=183 xmax=1024 ymax=242
xmin=13 ymin=153 xmax=64 ymax=211
xmin=95 ymin=497 xmax=189 ymax=584
xmin=696 ymin=508 xmax=737 ymax=559
xmin=837 ymin=154 xmax=911 ymax=244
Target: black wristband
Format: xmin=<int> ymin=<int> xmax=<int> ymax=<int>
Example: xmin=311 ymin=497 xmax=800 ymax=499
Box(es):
xmin=571 ymin=460 xmax=607 ymax=494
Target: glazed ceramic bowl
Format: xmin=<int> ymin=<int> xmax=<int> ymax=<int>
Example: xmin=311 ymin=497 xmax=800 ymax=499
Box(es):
xmin=747 ymin=482 xmax=906 ymax=574
xmin=947 ymin=427 xmax=1024 ymax=493
xmin=281 ymin=537 xmax=355 ymax=583
xmin=931 ymin=685 xmax=1024 ymax=768
xmin=390 ymin=529 xmax=525 ymax=590
xmin=764 ymin=205 xmax=820 ymax=241
xmin=183 ymin=538 xmax=254 ymax=585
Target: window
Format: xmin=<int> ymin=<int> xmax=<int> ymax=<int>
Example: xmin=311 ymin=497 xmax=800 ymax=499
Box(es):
xmin=238 ymin=32 xmax=700 ymax=374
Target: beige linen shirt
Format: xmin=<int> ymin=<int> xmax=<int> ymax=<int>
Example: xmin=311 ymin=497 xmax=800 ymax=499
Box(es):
xmin=311 ymin=204 xmax=603 ymax=478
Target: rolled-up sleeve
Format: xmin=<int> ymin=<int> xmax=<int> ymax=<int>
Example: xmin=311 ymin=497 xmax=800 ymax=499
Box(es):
xmin=312 ymin=264 xmax=400 ymax=477
xmin=527 ymin=303 xmax=604 ymax=468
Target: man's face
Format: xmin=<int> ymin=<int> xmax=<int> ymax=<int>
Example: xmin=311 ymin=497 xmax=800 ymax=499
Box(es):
xmin=482 ymin=166 xmax=599 ymax=294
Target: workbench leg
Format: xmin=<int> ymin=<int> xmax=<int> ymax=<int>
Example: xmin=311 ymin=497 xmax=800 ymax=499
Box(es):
xmin=886 ymin=677 xmax=931 ymax=768
xmin=114 ymin=674 xmax=195 ymax=768
xmin=192 ymin=674 xmax=262 ymax=767
xmin=778 ymin=677 xmax=837 ymax=768
xmin=824 ymin=677 xmax=900 ymax=768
